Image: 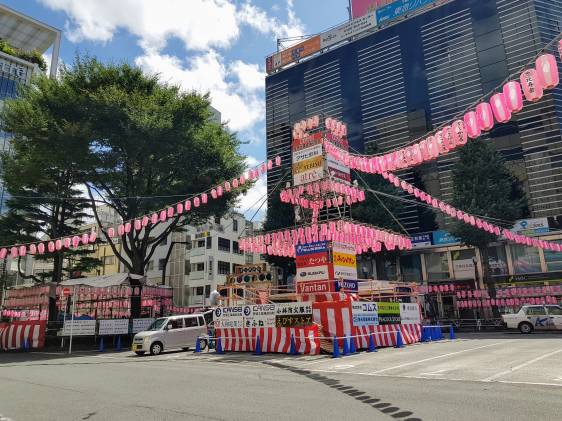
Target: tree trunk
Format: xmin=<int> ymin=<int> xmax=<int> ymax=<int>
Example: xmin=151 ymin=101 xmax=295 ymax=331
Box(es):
xmin=480 ymin=246 xmax=499 ymax=318
xmin=53 ymin=253 xmax=64 ymax=283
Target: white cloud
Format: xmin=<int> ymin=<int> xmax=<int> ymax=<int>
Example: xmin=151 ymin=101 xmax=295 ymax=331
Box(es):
xmin=135 ymin=50 xmax=264 ymax=132
xmin=245 ymin=156 xmax=260 ymax=168
xmin=237 ymin=1 xmax=304 ymax=39
xmin=229 ymin=60 xmax=264 ymax=92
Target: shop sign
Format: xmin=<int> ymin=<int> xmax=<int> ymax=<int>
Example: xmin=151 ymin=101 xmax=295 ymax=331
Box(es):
xmin=293 ymin=144 xmax=323 ymax=163
xmin=411 ymin=233 xmax=431 ymax=248
xmin=321 ymin=12 xmax=377 ymax=48
xmin=512 ymin=218 xmax=549 ymax=235
xmin=98 ymin=319 xmax=130 ymax=335
xmin=351 ymin=302 xmax=379 ymax=326
xmin=296 ymin=241 xmax=328 ymax=256
xmin=292 ymin=133 xmax=323 ymax=151
xmin=61 ymin=320 xmax=96 ymax=336
xmin=376 ymin=0 xmax=434 ymax=24
xmin=332 ymin=252 xmax=357 ymax=268
xmin=335 ymin=279 xmax=359 ymax=292
xmin=293 ymin=167 xmax=324 ymax=186
xmin=296 ymin=251 xmax=329 ymax=268
xmin=242 ymin=304 xmax=276 ymax=328
xmin=399 ymin=303 xmax=421 ymax=324
xmin=296 ymin=280 xmax=334 ymax=294
xmin=275 ymin=302 xmax=313 ymax=327
xmin=296 ymin=265 xmax=330 ymax=282
xmin=213 ymin=306 xmax=244 ymax=329
xmin=333 ymin=265 xmax=357 ymax=280
xmin=293 ymin=155 xmax=324 ymax=174
xmin=432 ymin=230 xmax=460 ymax=246
xmin=132 ymin=318 xmax=155 ymax=333
xmin=453 ymin=259 xmax=475 ymax=280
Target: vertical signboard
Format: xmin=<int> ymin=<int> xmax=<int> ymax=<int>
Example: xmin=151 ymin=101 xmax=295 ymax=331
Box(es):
xmin=331 ymin=241 xmax=358 ymax=281
xmin=295 ymin=241 xmax=333 ymax=293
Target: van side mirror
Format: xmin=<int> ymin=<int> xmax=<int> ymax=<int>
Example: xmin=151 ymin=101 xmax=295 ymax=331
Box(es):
xmin=166 ymin=324 xmax=172 ymax=331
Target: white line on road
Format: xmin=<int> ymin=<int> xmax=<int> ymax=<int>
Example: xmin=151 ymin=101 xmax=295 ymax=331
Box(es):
xmin=419 ymin=369 xmax=448 ymax=376
xmin=370 ymin=341 xmax=508 ymax=374
xmin=482 ymin=348 xmax=562 ymax=382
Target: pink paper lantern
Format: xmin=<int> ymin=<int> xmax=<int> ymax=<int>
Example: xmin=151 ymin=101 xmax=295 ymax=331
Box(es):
xmin=275 ymin=156 xmax=281 ymax=166
xmin=427 ymin=135 xmax=440 ymax=158
xmin=419 ymin=139 xmax=430 ymax=161
xmin=535 ymin=54 xmax=559 ymax=89
xmin=118 ymin=224 xmax=125 ymax=236
xmin=55 ymin=239 xmax=63 ymax=250
xmin=464 ymin=111 xmax=481 ymax=138
xmin=82 ymin=233 xmax=90 ymax=244
xmin=520 ymin=69 xmax=543 ymax=102
xmin=48 ymin=241 xmax=55 ymax=253
xmin=476 ymin=102 xmax=495 ymax=131
xmin=29 ymin=244 xmax=37 ymax=254
xmin=442 ymin=126 xmax=455 ymax=150
xmin=451 ymin=120 xmax=467 ymax=146
xmin=142 ymin=216 xmax=149 ymax=226
xmin=194 ymin=197 xmax=200 ymax=207
xmin=72 ymin=236 xmax=80 ymax=248
xmin=124 ymin=222 xmax=132 ymax=233
xmin=490 ymin=93 xmax=511 ymax=123
xmin=185 ymin=200 xmax=191 ymax=211
xmin=435 ymin=130 xmax=449 ymax=155
xmin=503 ymin=81 xmax=524 ymax=113
xmin=0 ymin=248 xmax=6 ymax=259
xmin=19 ymin=245 xmax=26 ymax=256
xmin=151 ymin=213 xmax=158 ymax=224
xmin=134 ymin=219 xmax=142 ymax=230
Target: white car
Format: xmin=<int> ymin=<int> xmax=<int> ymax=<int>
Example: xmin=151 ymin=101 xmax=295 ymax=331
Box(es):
xmin=132 ymin=314 xmax=208 ymax=355
xmin=502 ymin=305 xmax=562 ymax=333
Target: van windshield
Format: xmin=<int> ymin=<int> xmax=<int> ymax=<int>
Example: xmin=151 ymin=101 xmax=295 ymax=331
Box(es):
xmin=147 ymin=318 xmax=168 ymax=331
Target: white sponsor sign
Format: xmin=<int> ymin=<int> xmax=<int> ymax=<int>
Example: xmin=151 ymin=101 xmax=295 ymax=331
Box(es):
xmin=293 ymin=167 xmax=324 ymax=186
xmin=98 ymin=319 xmax=130 ymax=335
xmin=243 ymin=304 xmax=276 ymax=328
xmin=293 ymin=144 xmax=323 ymax=163
xmin=213 ymin=306 xmax=244 ymax=329
xmin=132 ymin=318 xmax=155 ymax=333
xmin=453 ymin=259 xmax=475 ymax=280
xmin=351 ymin=302 xmax=379 ymax=326
xmin=296 ymin=265 xmax=330 ymax=282
xmin=333 ymin=265 xmax=357 ymax=280
xmin=400 ymin=303 xmax=421 ymax=324
xmin=275 ymin=302 xmax=313 ymax=315
xmin=320 ymin=13 xmax=377 ymax=49
xmin=512 ymin=217 xmax=549 ymax=234
xmin=326 ymin=155 xmax=351 ymax=176
xmin=61 ymin=320 xmax=96 ymax=336
xmin=332 ymin=241 xmax=356 ymax=254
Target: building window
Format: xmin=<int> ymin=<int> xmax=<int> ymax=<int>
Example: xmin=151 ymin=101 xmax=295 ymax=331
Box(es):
xmin=488 ymin=245 xmax=508 ymax=276
xmin=158 ymin=259 xmax=166 ymax=271
xmin=233 ymin=241 xmax=241 ymax=254
xmin=214 ymin=216 xmax=221 ymax=224
xmin=399 ymin=255 xmax=422 ymax=282
xmin=511 ymin=245 xmax=541 ymax=274
xmin=191 ymin=262 xmax=204 ymax=272
xmin=245 ymin=253 xmax=253 ymax=264
xmin=205 ymin=285 xmax=211 ymax=296
xmin=206 ymin=236 xmax=212 ymax=249
xmin=218 ymin=261 xmax=230 ymax=275
xmin=544 ymin=249 xmax=562 ymax=272
xmin=197 ymin=239 xmax=205 ymax=248
xmin=184 ymin=260 xmax=191 ymax=275
xmin=196 ymin=286 xmax=204 ymax=296
xmin=425 ymin=252 xmax=450 ymax=280
xmin=218 ymin=237 xmax=230 ymax=252
xmin=233 ymin=219 xmax=238 ymax=232
xmin=103 ymin=255 xmax=115 ymax=265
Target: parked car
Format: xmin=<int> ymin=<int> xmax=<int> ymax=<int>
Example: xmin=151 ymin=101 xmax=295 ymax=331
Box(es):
xmin=502 ymin=305 xmax=562 ymax=333
xmin=132 ymin=314 xmax=208 ymax=355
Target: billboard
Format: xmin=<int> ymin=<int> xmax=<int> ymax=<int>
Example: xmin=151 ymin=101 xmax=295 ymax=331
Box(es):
xmin=411 ymin=233 xmax=431 ymax=248
xmin=292 ymin=144 xmax=323 ymax=163
xmin=351 ymin=0 xmax=392 ymax=19
xmin=376 ymin=302 xmax=401 ymax=324
xmin=512 ymin=218 xmax=549 ymax=235
xmin=376 ymin=0 xmax=434 ymax=24
xmin=296 ymin=265 xmax=331 ymax=282
xmin=326 ymin=155 xmax=351 ymax=183
xmin=296 ymin=241 xmax=328 ymax=256
xmin=275 ymin=302 xmax=313 ymax=327
xmin=332 ymin=241 xmax=357 ymax=281
xmin=320 ymin=12 xmax=377 ymax=48
xmin=266 ymin=35 xmax=321 ymax=73
xmin=296 ymin=280 xmax=334 ymax=294
xmin=296 ymin=251 xmax=329 ymax=268
xmin=351 ymin=302 xmax=379 ymax=326
xmin=293 ymin=155 xmax=324 ymax=174
xmin=432 ymin=230 xmax=460 ymax=246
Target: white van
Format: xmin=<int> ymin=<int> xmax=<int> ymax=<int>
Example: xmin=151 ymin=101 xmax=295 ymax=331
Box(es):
xmin=132 ymin=314 xmax=208 ymax=355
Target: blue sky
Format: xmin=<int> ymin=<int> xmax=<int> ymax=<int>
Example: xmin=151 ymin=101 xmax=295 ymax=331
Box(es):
xmin=4 ymin=0 xmax=350 ymax=218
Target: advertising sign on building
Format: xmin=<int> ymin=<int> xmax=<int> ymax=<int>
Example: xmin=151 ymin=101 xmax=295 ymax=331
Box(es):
xmin=335 ymin=279 xmax=359 ymax=292
xmin=266 ymin=35 xmax=321 ymax=73
xmin=213 ymin=306 xmax=244 ymax=329
xmin=243 ymin=304 xmax=276 ymax=328
xmin=293 ymin=155 xmax=324 ymax=175
xmin=326 ymin=155 xmax=351 ymax=182
xmin=296 ymin=265 xmax=331 ymax=282
xmin=453 ymin=259 xmax=476 ymax=280
xmin=351 ymin=0 xmax=392 ymax=18
xmin=293 ymin=144 xmax=323 ymax=163
xmin=296 ymin=280 xmax=334 ymax=294
xmin=512 ymin=218 xmax=550 ymax=235
xmin=432 ymin=230 xmax=460 ymax=246
xmin=293 ymin=167 xmax=325 ymax=186
xmin=132 ymin=318 xmax=155 ymax=333
xmin=292 ymin=133 xmax=323 ymax=151
xmin=98 ymin=319 xmax=130 ymax=335
xmin=275 ymin=302 xmax=313 ymax=327
xmin=296 ymin=251 xmax=329 ymax=268
xmin=61 ymin=320 xmax=96 ymax=336
xmin=320 ymin=12 xmax=377 ymax=48
xmin=296 ymin=241 xmax=328 ymax=256
xmin=332 ymin=241 xmax=358 ymax=281
xmin=399 ymin=303 xmax=421 ymax=324
xmin=351 ymin=302 xmax=379 ymax=326
xmin=411 ymin=233 xmax=432 ymax=248
xmin=376 ymin=302 xmax=401 ymax=324
xmin=376 ymin=0 xmax=434 ymax=24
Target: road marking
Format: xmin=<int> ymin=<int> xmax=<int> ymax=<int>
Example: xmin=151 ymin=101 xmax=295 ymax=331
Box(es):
xmin=333 ymin=364 xmax=355 ymax=370
xmin=370 ymin=342 xmax=508 ymax=374
xmin=498 ymin=380 xmax=562 ymax=388
xmin=419 ymin=369 xmax=448 ymax=376
xmin=482 ymin=348 xmax=562 ymax=382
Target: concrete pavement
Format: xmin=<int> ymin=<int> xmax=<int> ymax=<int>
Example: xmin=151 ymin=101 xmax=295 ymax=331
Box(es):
xmin=1 ymin=332 xmax=561 ymax=421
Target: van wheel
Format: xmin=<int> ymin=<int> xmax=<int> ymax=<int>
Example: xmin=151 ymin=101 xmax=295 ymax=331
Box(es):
xmin=150 ymin=342 xmax=163 ymax=355
xmin=135 ymin=351 xmax=145 ymax=356
xmin=519 ymin=322 xmax=533 ymax=334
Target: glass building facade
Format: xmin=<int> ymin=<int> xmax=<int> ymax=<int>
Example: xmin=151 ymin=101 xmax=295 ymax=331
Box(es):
xmin=265 ymin=0 xmax=562 ymax=233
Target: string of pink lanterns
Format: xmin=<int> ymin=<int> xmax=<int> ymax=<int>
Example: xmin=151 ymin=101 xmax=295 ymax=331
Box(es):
xmin=239 ymin=219 xmax=413 ymax=257
xmin=0 ymin=156 xmax=282 ymax=260
xmin=279 ymin=180 xmax=366 ymax=208
xmin=377 ymin=171 xmax=562 ymax=252
xmin=324 ymin=49 xmax=561 ymax=174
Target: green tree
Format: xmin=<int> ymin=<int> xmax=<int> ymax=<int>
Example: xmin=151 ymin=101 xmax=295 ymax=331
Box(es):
xmin=450 ymin=138 xmax=528 ymax=286
xmin=0 ymin=75 xmax=100 ymax=283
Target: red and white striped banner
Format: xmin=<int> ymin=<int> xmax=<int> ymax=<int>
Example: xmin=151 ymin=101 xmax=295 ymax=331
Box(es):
xmin=354 ymin=324 xmax=421 ymax=349
xmin=300 ymin=292 xmax=358 ymax=303
xmin=216 ymin=326 xmax=320 ymax=355
xmin=0 ymin=321 xmax=46 ymax=350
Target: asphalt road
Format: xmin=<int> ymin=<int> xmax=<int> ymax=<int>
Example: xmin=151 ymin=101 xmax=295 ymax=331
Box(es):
xmin=1 ymin=332 xmax=562 ymax=421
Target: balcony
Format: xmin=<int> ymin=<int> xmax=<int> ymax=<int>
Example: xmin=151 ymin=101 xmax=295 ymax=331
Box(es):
xmin=189 ymin=248 xmax=205 ymax=257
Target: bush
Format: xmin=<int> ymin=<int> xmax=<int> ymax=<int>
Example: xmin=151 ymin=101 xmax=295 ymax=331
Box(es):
xmin=0 ymin=39 xmax=47 ymax=72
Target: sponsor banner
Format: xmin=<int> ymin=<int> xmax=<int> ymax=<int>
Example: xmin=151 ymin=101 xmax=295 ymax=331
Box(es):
xmin=98 ymin=319 xmax=130 ymax=335
xmin=293 ymin=144 xmax=323 ymax=163
xmin=335 ymin=279 xmax=359 ymax=292
xmin=296 ymin=251 xmax=329 ymax=268
xmin=332 ymin=241 xmax=356 ymax=254
xmin=332 ymin=251 xmax=357 ymax=268
xmin=293 ymin=167 xmax=324 ymax=186
xmin=213 ymin=306 xmax=244 ymax=329
xmin=400 ymin=303 xmax=421 ymax=324
xmin=324 ymin=132 xmax=349 ymax=151
xmin=275 ymin=302 xmax=313 ymax=327
xmin=296 ymin=241 xmax=328 ymax=256
xmin=296 ymin=280 xmax=335 ymax=294
xmin=132 ymin=318 xmax=155 ymax=333
xmin=327 ymin=166 xmax=351 ymax=182
xmin=293 ymin=155 xmax=323 ymax=174
xmin=377 ymin=302 xmax=401 ymax=325
xmin=432 ymin=230 xmax=460 ymax=246
xmin=352 ymin=302 xmax=379 ymax=326
xmin=333 ymin=265 xmax=357 ymax=280
xmin=512 ymin=217 xmax=550 ymax=235
xmin=411 ymin=233 xmax=432 ymax=248
xmin=453 ymin=259 xmax=476 ymax=280
xmin=266 ymin=35 xmax=321 ymax=73
xmin=351 ymin=0 xmax=391 ymax=18
xmin=292 ymin=133 xmax=323 ymax=151
xmin=243 ymin=304 xmax=276 ymax=328
xmin=296 ymin=265 xmax=330 ymax=282
xmin=61 ymin=320 xmax=96 ymax=336
xmin=321 ymin=12 xmax=377 ymax=48
xmin=376 ymin=0 xmax=434 ymax=24
xmin=327 ymin=155 xmax=351 ymax=175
